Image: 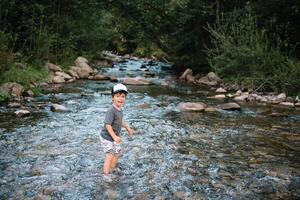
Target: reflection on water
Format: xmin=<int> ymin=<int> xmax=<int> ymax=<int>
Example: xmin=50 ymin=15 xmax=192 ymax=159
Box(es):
xmin=0 ymin=60 xmax=299 ymax=199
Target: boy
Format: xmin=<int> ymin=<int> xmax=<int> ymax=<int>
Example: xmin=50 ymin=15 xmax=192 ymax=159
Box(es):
xmin=100 ymin=83 xmax=134 ymax=182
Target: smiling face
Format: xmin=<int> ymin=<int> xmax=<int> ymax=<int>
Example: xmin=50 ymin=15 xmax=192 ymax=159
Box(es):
xmin=112 ymin=92 xmax=127 ymax=109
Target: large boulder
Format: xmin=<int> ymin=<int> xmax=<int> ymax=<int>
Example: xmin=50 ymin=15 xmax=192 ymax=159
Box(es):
xmin=218 ymin=102 xmax=241 ymax=111
xmin=207 ymin=72 xmax=222 ymax=83
xmin=179 ymin=68 xmax=193 ymax=81
xmin=123 ymin=77 xmax=150 ymax=85
xmin=74 ymin=56 xmax=93 ymax=79
xmin=177 ymin=102 xmax=207 ymax=112
xmin=0 ymin=82 xmax=24 ymax=98
xmin=197 ymin=72 xmax=222 ymax=86
xmin=197 ymin=76 xmax=218 ymax=86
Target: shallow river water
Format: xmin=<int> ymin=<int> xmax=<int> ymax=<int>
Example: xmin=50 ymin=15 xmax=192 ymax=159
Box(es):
xmin=0 ymin=60 xmax=300 ymax=200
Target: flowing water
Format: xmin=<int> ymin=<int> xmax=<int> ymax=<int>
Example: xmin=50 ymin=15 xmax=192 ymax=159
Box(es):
xmin=0 ymin=60 xmax=300 ymax=200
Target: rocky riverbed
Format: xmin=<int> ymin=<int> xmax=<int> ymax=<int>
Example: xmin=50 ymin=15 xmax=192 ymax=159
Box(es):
xmin=0 ymin=58 xmax=300 ymax=199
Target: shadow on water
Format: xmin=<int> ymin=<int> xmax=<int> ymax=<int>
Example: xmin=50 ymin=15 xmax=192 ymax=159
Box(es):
xmin=0 ymin=60 xmax=300 ymax=199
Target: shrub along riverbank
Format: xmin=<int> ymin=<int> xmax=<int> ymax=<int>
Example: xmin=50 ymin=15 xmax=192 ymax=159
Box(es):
xmin=0 ymin=1 xmax=299 ymax=98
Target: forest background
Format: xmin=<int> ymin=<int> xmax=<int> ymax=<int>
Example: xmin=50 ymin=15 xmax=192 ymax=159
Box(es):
xmin=0 ymin=0 xmax=299 ymax=98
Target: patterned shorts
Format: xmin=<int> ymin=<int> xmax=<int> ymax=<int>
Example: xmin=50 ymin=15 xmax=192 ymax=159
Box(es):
xmin=99 ymin=135 xmax=121 ymax=155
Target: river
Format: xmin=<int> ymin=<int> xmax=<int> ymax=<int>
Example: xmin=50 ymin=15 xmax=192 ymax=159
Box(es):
xmin=0 ymin=59 xmax=300 ymax=199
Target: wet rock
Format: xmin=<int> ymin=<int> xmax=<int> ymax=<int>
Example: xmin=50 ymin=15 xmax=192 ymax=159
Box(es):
xmin=278 ymin=102 xmax=295 ymax=108
xmin=14 ymin=109 xmax=30 ymax=117
xmin=25 ymin=97 xmax=34 ymax=102
xmin=216 ymin=87 xmax=227 ymax=93
xmin=179 ymin=68 xmax=193 ymax=81
xmin=33 ymin=194 xmax=51 ymax=200
xmin=205 ymin=107 xmax=217 ymax=112
xmin=42 ymin=187 xmax=57 ymax=195
xmin=208 ymin=94 xmax=226 ymax=99
xmin=52 ymin=76 xmax=65 ymax=84
xmin=137 ymin=103 xmax=150 ymax=109
xmin=175 ymin=191 xmax=185 ymax=199
xmin=110 ymin=76 xmax=118 ymax=82
xmin=295 ymin=102 xmax=300 ymax=107
xmin=46 ymin=62 xmax=62 ymax=72
xmin=67 ymin=78 xmax=76 ymax=83
xmin=123 ymin=77 xmax=150 ymax=85
xmin=24 ymin=90 xmax=34 ymax=97
xmin=0 ymin=82 xmax=25 ymax=98
xmin=50 ymin=104 xmax=67 ymax=112
xmin=143 ymin=72 xmax=155 ymax=78
xmin=250 ymin=179 xmax=276 ymax=194
xmin=270 ymin=112 xmax=288 ymax=117
xmin=256 ymin=95 xmax=268 ymax=103
xmin=7 ymin=102 xmax=21 ymax=108
xmin=93 ymin=73 xmax=110 ymax=80
xmin=226 ymin=93 xmax=234 ymax=98
xmin=186 ymin=74 xmax=195 ymax=83
xmin=218 ymin=102 xmax=241 ymax=111
xmin=233 ymin=94 xmax=248 ymax=102
xmin=177 ymin=102 xmax=207 ymax=111
xmin=214 ymin=94 xmax=226 ymax=99
xmin=105 ymin=189 xmax=119 ymax=199
xmin=275 ymin=93 xmax=286 ymax=103
xmin=235 ymin=90 xmax=242 ymax=96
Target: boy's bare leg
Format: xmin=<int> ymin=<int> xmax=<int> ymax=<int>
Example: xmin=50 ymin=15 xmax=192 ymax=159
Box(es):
xmin=110 ymin=154 xmax=120 ymax=170
xmin=103 ymin=153 xmax=113 ymax=174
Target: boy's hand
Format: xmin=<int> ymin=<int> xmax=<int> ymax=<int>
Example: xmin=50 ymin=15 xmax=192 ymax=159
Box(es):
xmin=114 ymin=136 xmax=121 ymax=144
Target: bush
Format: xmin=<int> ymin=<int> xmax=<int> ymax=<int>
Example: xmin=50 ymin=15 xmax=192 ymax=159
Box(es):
xmin=0 ymin=65 xmax=49 ymax=91
xmin=206 ymin=7 xmax=300 ymax=94
xmin=0 ymin=91 xmax=10 ymax=102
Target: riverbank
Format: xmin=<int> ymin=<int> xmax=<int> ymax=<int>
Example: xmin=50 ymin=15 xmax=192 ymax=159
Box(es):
xmin=1 ymin=52 xmax=299 ymax=118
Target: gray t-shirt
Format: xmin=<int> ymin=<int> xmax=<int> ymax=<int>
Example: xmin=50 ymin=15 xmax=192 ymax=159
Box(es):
xmin=101 ymin=106 xmax=123 ymax=141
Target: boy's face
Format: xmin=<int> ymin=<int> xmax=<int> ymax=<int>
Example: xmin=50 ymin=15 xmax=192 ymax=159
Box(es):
xmin=112 ymin=92 xmax=126 ymax=109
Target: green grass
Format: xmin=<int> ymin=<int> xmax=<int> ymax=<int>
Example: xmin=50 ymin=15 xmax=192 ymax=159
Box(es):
xmin=0 ymin=64 xmax=49 ymax=93
xmin=0 ymin=91 xmax=10 ymax=102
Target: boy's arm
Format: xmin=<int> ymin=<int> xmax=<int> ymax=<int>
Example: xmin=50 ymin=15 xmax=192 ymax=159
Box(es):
xmin=122 ymin=121 xmax=134 ymax=136
xmin=105 ymin=124 xmax=121 ymax=143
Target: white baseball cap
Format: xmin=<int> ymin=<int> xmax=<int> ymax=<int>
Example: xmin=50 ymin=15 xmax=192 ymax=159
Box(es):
xmin=112 ymin=83 xmax=128 ymax=94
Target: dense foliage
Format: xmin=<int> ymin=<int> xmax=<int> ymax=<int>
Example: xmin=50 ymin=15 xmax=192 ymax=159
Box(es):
xmin=0 ymin=0 xmax=299 ymax=94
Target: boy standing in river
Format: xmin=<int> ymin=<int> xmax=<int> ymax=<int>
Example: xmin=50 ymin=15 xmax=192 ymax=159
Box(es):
xmin=100 ymin=83 xmax=134 ymax=182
